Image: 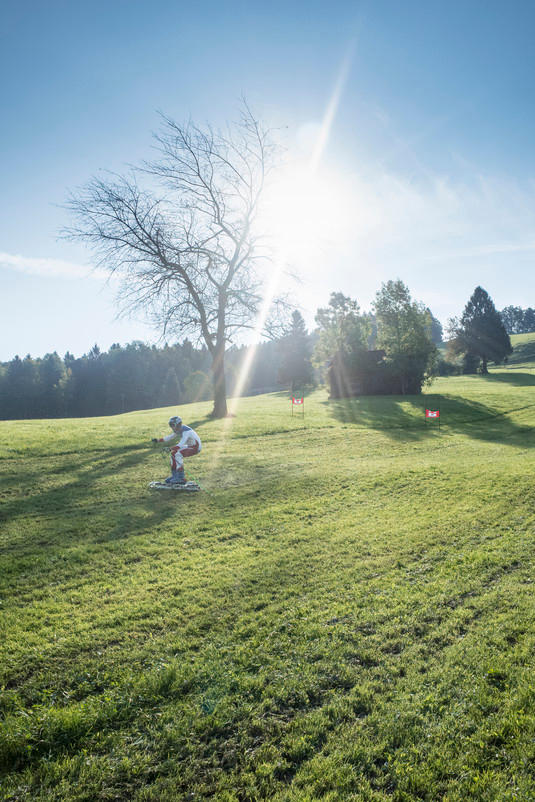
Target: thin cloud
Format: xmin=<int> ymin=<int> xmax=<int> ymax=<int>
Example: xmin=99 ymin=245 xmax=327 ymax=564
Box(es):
xmin=289 ymin=166 xmax=535 ymax=326
xmin=0 ymin=252 xmax=109 ymax=281
xmin=423 ymin=241 xmax=535 ymax=261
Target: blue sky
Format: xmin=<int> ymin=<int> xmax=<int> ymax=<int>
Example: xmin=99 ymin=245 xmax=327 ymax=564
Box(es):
xmin=2 ymin=0 xmax=535 ymax=360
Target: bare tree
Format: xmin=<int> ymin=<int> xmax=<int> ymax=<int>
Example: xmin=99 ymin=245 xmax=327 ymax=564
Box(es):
xmin=65 ymin=104 xmax=282 ymax=418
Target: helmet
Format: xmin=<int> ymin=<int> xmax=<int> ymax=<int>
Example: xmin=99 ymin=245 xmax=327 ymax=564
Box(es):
xmin=168 ymin=415 xmax=182 ymax=429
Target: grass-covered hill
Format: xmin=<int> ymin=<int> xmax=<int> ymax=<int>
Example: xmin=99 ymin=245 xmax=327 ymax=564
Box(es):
xmin=508 ymin=331 xmax=535 ymax=366
xmin=2 ymin=356 xmax=535 ymax=800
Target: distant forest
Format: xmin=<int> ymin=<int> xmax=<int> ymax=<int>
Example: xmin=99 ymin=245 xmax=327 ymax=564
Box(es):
xmin=1 ymin=304 xmax=532 ymax=420
xmin=499 ymin=306 xmax=535 ymax=335
xmin=0 ymin=339 xmax=285 ymax=420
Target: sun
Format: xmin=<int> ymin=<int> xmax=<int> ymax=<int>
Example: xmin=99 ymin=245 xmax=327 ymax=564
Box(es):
xmin=258 ymin=162 xmax=355 ymax=265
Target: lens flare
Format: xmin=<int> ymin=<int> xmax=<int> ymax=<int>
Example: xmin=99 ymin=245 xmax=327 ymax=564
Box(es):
xmin=205 ymin=46 xmax=355 ymax=479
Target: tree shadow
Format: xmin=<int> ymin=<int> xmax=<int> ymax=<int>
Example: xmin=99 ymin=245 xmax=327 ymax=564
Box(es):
xmin=0 ymin=444 xmax=144 ymax=494
xmin=325 ymin=396 xmax=429 ymax=442
xmin=479 ymin=372 xmax=535 ymax=386
xmin=507 ymin=341 xmax=535 ymax=365
xmin=325 ymin=391 xmax=535 ymax=447
xmin=181 ymin=415 xmax=213 ymax=431
xmin=0 ymin=442 xmax=195 ymax=549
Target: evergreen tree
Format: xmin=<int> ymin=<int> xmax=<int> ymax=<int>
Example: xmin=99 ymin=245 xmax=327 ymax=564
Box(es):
xmin=427 ymin=310 xmax=443 ymax=344
xmin=74 ymin=347 xmax=107 ymax=415
xmin=278 ymin=311 xmax=314 ymax=393
xmin=183 ymin=371 xmax=211 ymax=402
xmin=227 ymin=340 xmax=282 ymax=395
xmin=160 ymin=368 xmax=182 ymax=407
xmin=4 ymin=356 xmax=39 ymax=418
xmin=39 ymin=352 xmax=68 ymax=417
xmin=451 ymin=286 xmax=512 ymax=374
xmin=524 ymin=308 xmax=535 ymax=333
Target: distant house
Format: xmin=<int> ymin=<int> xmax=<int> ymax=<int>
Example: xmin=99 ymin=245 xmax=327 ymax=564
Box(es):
xmin=329 ymin=348 xmax=429 ymax=397
xmin=328 ymin=349 xmax=389 ymax=398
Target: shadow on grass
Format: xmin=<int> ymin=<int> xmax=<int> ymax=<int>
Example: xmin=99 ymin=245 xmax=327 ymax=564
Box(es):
xmin=507 ymin=341 xmax=535 ymax=365
xmin=325 ymin=391 xmax=535 ymax=447
xmin=182 ymin=415 xmax=213 ymax=431
xmin=480 ymin=371 xmax=535 ymax=386
xmin=0 ymin=443 xmax=196 ymax=546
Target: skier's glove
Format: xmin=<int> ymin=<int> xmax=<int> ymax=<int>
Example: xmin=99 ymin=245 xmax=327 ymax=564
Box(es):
xmin=151 ymin=438 xmax=159 ymax=444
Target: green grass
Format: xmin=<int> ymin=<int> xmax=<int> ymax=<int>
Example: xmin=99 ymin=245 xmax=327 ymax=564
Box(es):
xmin=2 ymin=341 xmax=535 ymax=800
xmin=507 ymin=333 xmax=535 ymax=367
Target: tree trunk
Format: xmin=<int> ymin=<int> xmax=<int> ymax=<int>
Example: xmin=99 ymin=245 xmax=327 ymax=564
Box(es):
xmin=481 ymin=356 xmax=488 ymax=374
xmin=211 ymin=346 xmax=228 ymax=418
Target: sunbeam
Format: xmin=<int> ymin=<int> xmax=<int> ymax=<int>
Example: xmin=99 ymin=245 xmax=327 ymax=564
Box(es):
xmin=256 ymin=44 xmax=357 ymax=268
xmin=204 ymin=254 xmax=287 ymax=480
xmin=310 ymin=42 xmax=355 ymax=174
xmin=205 ymin=46 xmax=355 ymax=480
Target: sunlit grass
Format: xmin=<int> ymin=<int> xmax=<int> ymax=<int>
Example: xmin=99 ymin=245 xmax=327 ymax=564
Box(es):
xmin=2 ymin=352 xmax=535 ymax=800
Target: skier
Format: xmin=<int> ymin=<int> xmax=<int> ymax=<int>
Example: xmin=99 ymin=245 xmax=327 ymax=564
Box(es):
xmin=152 ymin=415 xmax=202 ymax=484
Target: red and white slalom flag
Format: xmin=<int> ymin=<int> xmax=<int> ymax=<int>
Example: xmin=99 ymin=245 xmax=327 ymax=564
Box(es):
xmin=292 ymin=397 xmax=304 ymax=405
xmin=425 ymin=409 xmax=440 ymax=418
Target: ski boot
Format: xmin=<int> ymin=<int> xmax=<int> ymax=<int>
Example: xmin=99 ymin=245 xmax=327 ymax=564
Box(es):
xmin=165 ymin=469 xmax=186 ymax=485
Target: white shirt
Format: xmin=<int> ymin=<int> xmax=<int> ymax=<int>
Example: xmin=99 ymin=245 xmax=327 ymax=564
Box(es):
xmin=162 ymin=424 xmax=202 ymax=452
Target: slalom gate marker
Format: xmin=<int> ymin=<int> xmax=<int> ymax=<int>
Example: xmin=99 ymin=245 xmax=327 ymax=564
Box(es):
xmin=291 ymin=396 xmax=305 ymax=418
xmin=425 ymin=408 xmax=440 ymax=430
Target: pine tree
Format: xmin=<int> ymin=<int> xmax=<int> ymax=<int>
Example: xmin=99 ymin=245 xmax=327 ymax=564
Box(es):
xmin=160 ymin=368 xmax=182 ymax=407
xmin=183 ymin=371 xmax=211 ymax=402
xmin=4 ymin=356 xmax=39 ymax=418
xmin=452 ymin=287 xmax=512 ymax=373
xmin=39 ymin=352 xmax=68 ymax=417
xmin=427 ymin=309 xmax=443 ymax=344
xmin=524 ymin=308 xmax=535 ymax=333
xmin=278 ymin=311 xmax=314 ymax=393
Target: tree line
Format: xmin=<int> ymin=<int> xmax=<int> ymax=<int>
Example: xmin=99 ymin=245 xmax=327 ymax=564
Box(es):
xmin=0 ymin=279 xmax=439 ymax=419
xmin=0 ymin=338 xmax=287 ymax=420
xmin=3 ymin=280 xmax=514 ymax=420
xmin=499 ymin=306 xmax=535 ymax=335
xmin=0 ymin=341 xmax=208 ymax=420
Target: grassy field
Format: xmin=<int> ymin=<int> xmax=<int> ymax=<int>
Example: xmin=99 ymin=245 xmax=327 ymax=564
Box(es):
xmin=2 ymin=336 xmax=535 ymax=801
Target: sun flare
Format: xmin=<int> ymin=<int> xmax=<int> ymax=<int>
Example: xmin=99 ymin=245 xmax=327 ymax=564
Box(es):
xmin=259 ymin=164 xmax=355 ymax=264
